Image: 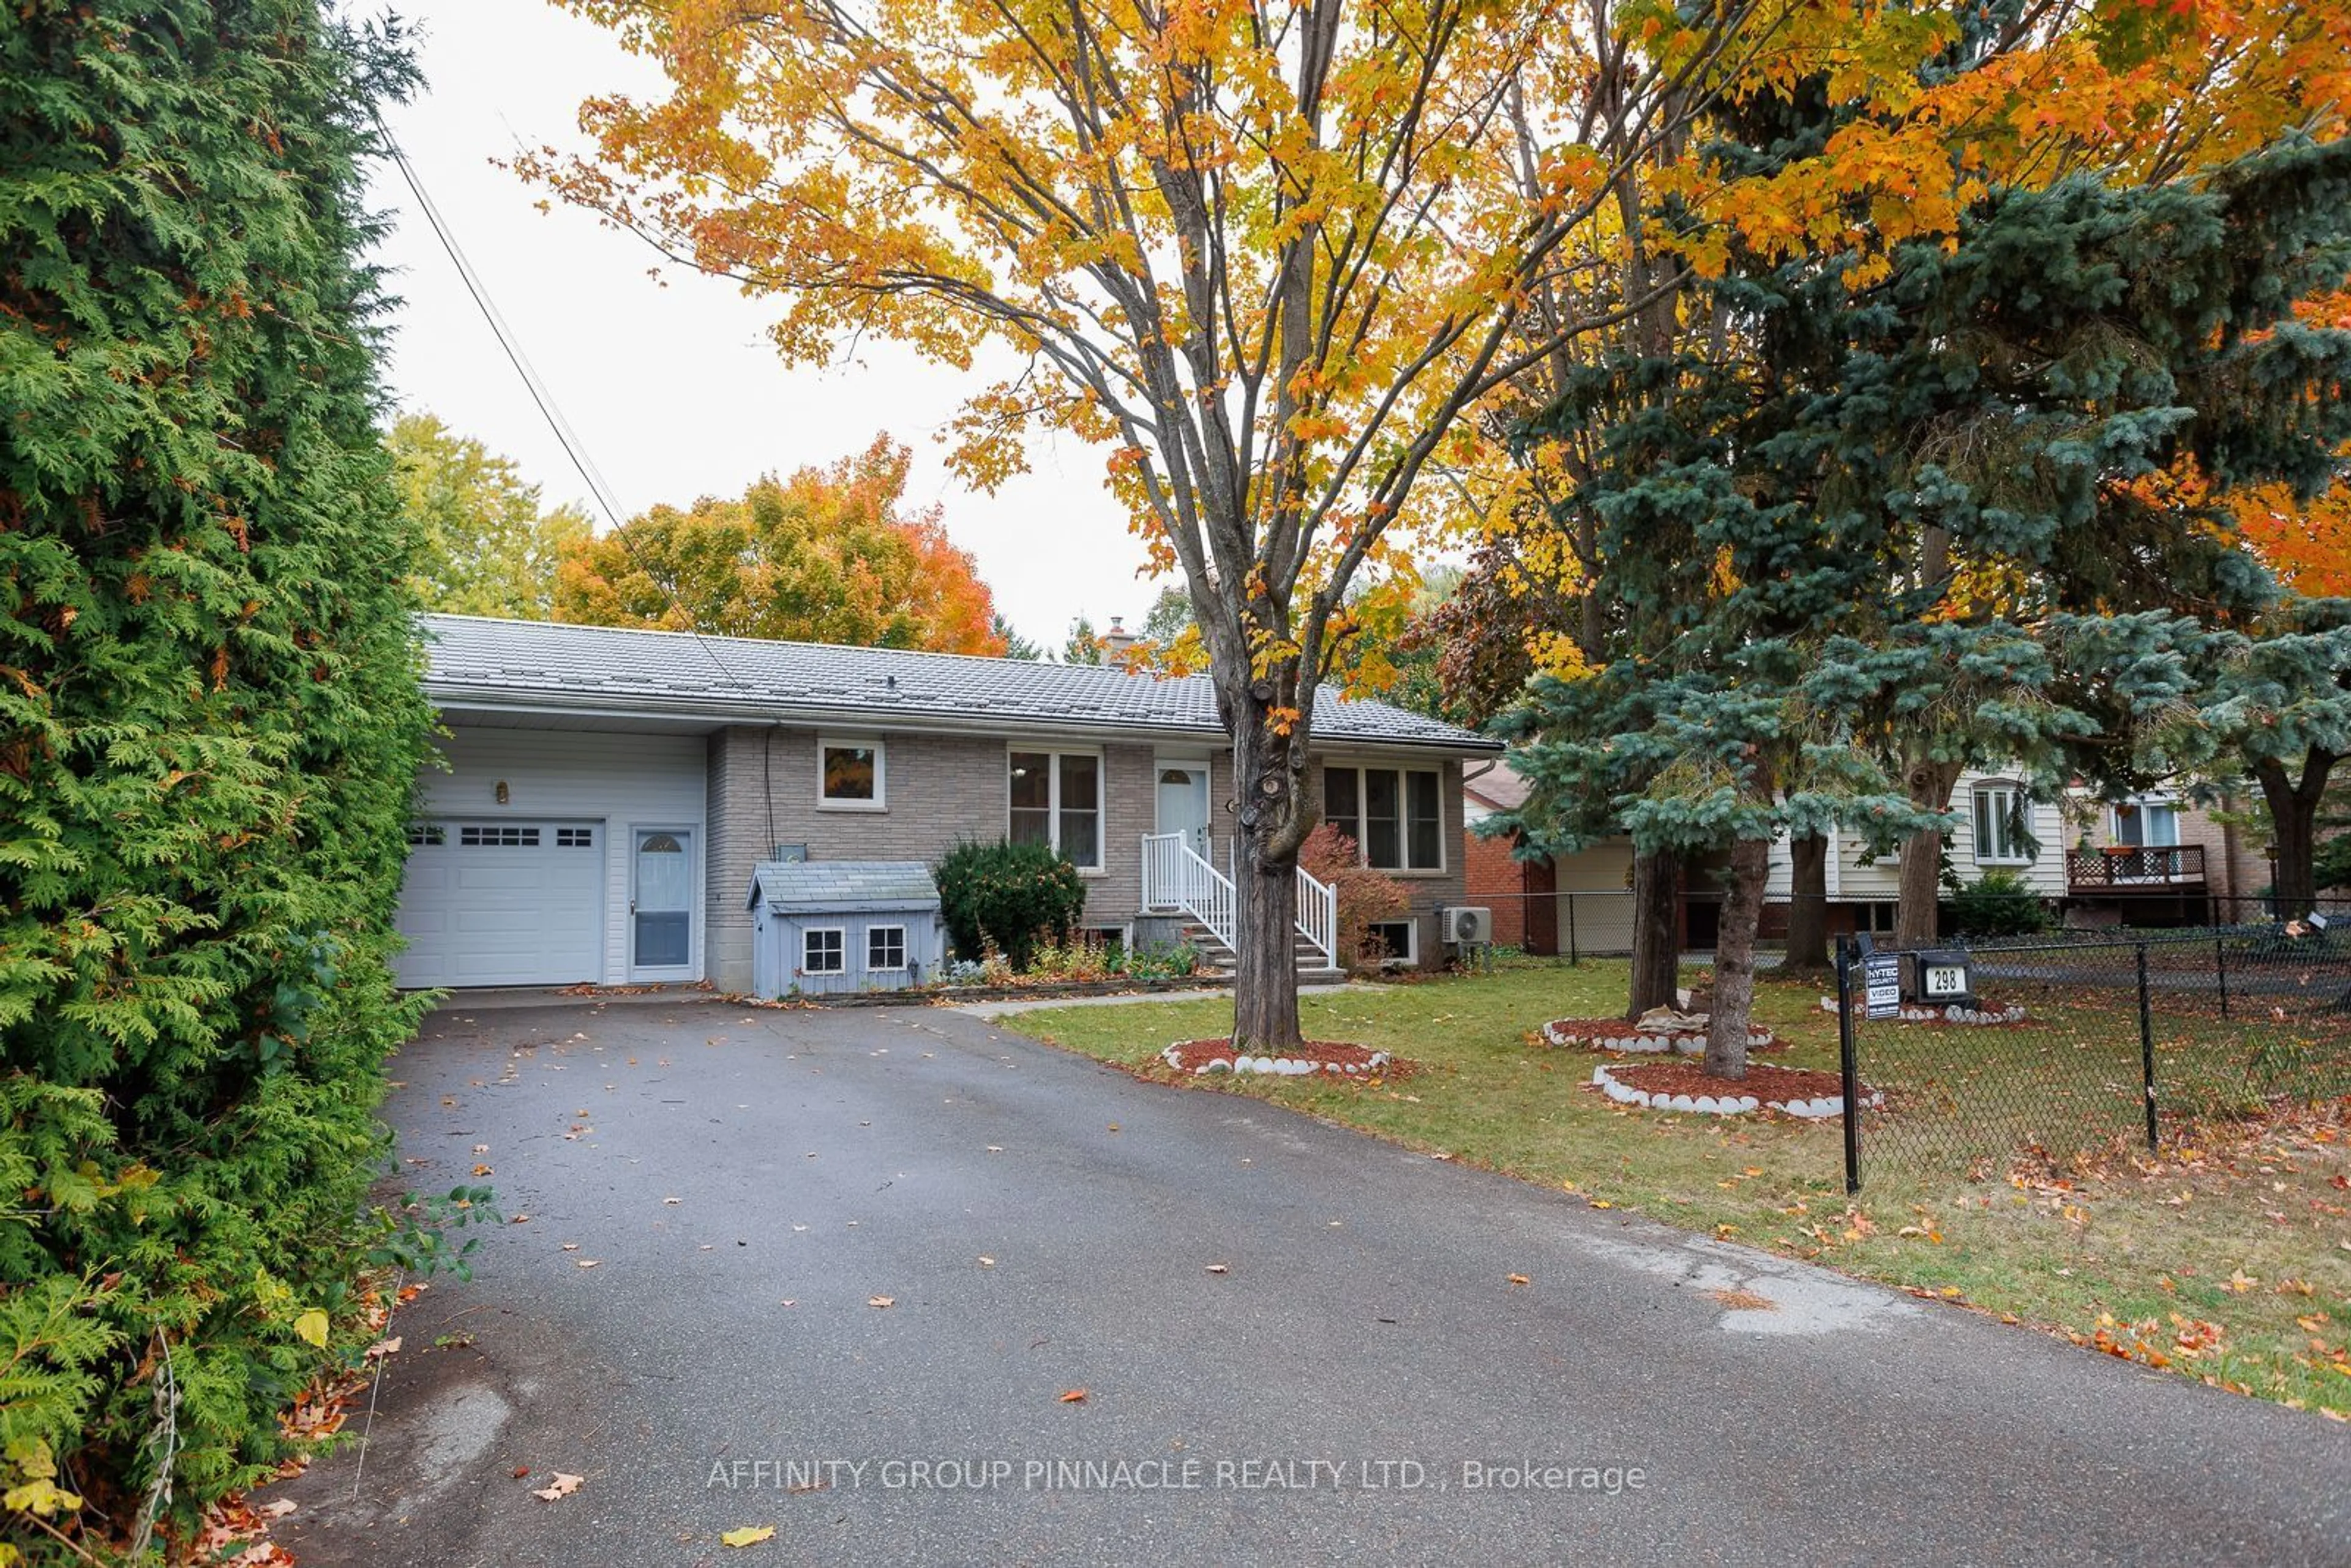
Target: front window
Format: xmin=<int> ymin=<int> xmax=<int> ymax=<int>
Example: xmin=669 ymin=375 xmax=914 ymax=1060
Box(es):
xmin=2113 ymin=800 xmax=2180 ymax=848
xmin=1971 ymin=785 xmax=2033 ymax=865
xmin=867 ymin=926 xmax=907 ymax=972
xmin=803 ymin=928 xmax=845 ymax=974
xmin=1009 ymin=750 xmax=1103 ymax=869
xmin=1324 ymin=766 xmax=1443 ymax=871
xmin=820 ymin=739 xmax=885 ymax=808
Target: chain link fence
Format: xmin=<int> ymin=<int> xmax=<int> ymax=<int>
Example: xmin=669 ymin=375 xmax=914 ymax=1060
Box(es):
xmin=1832 ymin=924 xmax=2351 ymax=1189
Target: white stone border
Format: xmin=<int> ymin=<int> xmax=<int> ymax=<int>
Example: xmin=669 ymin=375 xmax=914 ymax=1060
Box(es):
xmin=1161 ymin=1043 xmax=1392 ymax=1078
xmin=1540 ymin=1019 xmax=1775 ymax=1055
xmin=1816 ymin=997 xmax=2027 ymax=1026
xmin=1589 ymin=1062 xmax=1880 ymax=1119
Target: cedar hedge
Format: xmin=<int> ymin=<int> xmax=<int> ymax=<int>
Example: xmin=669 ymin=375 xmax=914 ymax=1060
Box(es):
xmin=1 ymin=4 xmax=434 ymax=1557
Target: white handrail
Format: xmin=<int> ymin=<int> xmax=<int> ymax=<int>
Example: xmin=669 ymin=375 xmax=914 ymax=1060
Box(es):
xmin=1295 ymin=865 xmax=1338 ymax=970
xmin=1142 ymin=833 xmax=1337 ymax=969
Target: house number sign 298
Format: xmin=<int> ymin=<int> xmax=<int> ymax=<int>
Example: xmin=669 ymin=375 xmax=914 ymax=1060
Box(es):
xmin=1922 ymin=964 xmax=1968 ymax=997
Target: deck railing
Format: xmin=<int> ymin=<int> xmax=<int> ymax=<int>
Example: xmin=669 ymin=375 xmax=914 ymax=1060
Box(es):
xmin=2066 ymin=844 xmax=2207 ymax=888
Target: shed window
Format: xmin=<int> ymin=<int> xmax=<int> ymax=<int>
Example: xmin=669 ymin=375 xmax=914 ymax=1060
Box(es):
xmin=867 ymin=926 xmax=907 ymax=972
xmin=803 ymin=928 xmax=845 ymax=975
xmin=820 ymin=740 xmax=885 ymax=808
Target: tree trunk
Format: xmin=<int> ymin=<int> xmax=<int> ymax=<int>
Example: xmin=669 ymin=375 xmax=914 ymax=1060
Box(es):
xmin=1704 ymin=835 xmax=1771 ymax=1080
xmin=1895 ymin=759 xmax=1962 ymax=948
xmin=2257 ymin=751 xmax=2339 ymax=921
xmin=1625 ymin=848 xmax=1681 ymax=1020
xmin=1783 ymin=833 xmax=1830 ymax=972
xmin=1228 ymin=703 xmax=1309 ymax=1051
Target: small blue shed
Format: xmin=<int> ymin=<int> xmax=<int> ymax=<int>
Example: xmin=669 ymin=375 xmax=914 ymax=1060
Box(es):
xmin=746 ymin=860 xmax=946 ymax=998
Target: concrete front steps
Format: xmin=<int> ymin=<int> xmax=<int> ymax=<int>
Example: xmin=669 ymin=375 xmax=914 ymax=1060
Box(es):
xmin=1179 ymin=923 xmax=1345 ymax=985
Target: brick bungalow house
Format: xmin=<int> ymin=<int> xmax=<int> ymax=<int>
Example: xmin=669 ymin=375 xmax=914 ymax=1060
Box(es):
xmin=395 ymin=613 xmax=1501 ymax=993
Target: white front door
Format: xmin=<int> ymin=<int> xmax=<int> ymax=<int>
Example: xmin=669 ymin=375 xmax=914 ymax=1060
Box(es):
xmin=1156 ymin=767 xmax=1210 ymax=858
xmin=631 ymin=828 xmax=694 ymax=975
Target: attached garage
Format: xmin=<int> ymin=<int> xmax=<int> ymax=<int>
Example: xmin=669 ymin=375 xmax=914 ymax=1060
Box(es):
xmin=392 ymin=724 xmax=708 ymax=991
xmin=394 ymin=820 xmax=606 ymax=988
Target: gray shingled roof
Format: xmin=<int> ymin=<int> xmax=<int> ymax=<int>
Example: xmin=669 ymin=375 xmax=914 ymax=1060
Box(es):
xmin=746 ymin=860 xmax=941 ymax=911
xmin=422 ymin=613 xmax=1498 ymax=752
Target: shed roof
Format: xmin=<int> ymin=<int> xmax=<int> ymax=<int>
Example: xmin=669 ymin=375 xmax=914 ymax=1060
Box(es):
xmin=422 ymin=613 xmax=1499 ymax=753
xmin=746 ymin=860 xmax=942 ymax=912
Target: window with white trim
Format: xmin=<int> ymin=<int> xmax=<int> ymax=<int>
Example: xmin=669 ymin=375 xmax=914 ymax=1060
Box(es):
xmin=1324 ymin=766 xmax=1443 ymax=871
xmin=820 ymin=739 xmax=885 ymax=809
xmin=1008 ymin=750 xmax=1102 ymax=869
xmin=803 ymin=928 xmax=845 ymax=975
xmin=555 ymin=826 xmax=595 ymax=849
xmin=2112 ymin=798 xmax=2180 ymax=848
xmin=1970 ymin=784 xmax=2033 ymax=865
xmin=866 ymin=925 xmax=907 ymax=972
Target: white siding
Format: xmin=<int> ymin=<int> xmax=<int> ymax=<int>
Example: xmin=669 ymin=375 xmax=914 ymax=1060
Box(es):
xmin=408 ymin=726 xmax=709 ymax=985
xmin=1802 ymin=768 xmax=2066 ymax=901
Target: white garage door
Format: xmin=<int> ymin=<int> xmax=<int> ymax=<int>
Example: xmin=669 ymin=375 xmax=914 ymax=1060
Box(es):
xmin=394 ymin=820 xmax=605 ymax=988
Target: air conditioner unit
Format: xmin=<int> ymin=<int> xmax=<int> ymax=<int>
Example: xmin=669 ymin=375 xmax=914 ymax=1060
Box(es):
xmin=1442 ymin=906 xmax=1493 ymax=946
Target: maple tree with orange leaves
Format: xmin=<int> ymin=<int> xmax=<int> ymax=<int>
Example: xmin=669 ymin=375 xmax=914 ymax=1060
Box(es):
xmin=553 ymin=435 xmax=1005 ymax=655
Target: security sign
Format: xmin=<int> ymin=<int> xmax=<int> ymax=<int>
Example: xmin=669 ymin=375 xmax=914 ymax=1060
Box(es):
xmin=1864 ymin=953 xmax=1902 ymax=1019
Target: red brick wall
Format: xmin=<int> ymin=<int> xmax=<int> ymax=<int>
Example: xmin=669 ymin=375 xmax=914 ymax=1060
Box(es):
xmin=1465 ymin=826 xmax=1531 ymax=948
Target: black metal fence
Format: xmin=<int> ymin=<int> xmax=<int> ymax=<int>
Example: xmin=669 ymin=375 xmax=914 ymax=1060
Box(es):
xmin=1831 ymin=925 xmax=2351 ymax=1190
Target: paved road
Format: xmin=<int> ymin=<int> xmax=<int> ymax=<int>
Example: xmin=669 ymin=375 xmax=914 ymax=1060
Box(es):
xmin=271 ymin=1000 xmax=2351 ymax=1567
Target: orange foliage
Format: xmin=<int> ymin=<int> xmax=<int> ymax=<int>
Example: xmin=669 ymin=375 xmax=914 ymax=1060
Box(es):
xmin=553 ymin=434 xmax=1005 ymax=654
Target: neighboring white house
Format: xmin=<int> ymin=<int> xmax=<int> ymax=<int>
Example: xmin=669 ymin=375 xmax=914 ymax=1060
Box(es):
xmin=1761 ymin=767 xmax=2070 ymax=931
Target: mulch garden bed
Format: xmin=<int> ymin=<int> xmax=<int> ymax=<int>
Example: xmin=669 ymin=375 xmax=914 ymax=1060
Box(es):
xmin=1590 ymin=1059 xmax=1880 ymax=1118
xmin=1159 ymin=1038 xmax=1410 ymax=1079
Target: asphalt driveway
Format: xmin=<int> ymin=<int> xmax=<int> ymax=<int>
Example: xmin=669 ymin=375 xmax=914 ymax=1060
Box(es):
xmin=269 ymin=997 xmax=2351 ymax=1566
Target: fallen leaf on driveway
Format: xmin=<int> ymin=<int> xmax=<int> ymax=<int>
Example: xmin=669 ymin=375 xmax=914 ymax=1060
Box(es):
xmin=532 ymin=1473 xmax=583 ymax=1502
xmin=473 ymin=1165 xmax=493 ymax=1177
xmin=513 ymin=1467 xmax=530 ymax=1479
xmin=255 ymin=1499 xmax=297 ymax=1519
xmin=985 ymin=1146 xmax=1003 ymax=1154
xmin=511 ymin=1214 xmax=530 ymax=1225
xmin=576 ymin=1259 xmax=601 ymax=1269
xmin=664 ymin=1197 xmax=681 ymax=1206
xmin=473 ymin=1144 xmax=490 ymax=1154
xmin=978 ymin=1256 xmax=995 ymax=1267
xmin=1204 ymin=1264 xmax=1229 ymax=1275
xmin=561 ymin=1242 xmax=580 ymax=1251
xmin=366 ymin=1337 xmax=402 ymax=1359
xmin=1507 ymin=1275 xmax=1530 ymax=1286
xmin=721 ymin=1525 xmax=776 ymax=1547
xmin=1059 ymin=1389 xmax=1087 ymax=1403
xmin=868 ymin=1296 xmax=895 ymax=1308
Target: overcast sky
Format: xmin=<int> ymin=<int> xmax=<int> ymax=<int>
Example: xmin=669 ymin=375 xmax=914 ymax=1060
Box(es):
xmin=364 ymin=0 xmax=1153 ymax=648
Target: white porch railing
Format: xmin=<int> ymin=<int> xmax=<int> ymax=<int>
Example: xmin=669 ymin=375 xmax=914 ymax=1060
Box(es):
xmin=1142 ymin=833 xmax=1338 ymax=970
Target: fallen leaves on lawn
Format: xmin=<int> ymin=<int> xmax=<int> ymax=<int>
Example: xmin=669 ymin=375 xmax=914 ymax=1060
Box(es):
xmin=532 ymin=1472 xmax=584 ymax=1502
xmin=721 ymin=1525 xmax=778 ymax=1548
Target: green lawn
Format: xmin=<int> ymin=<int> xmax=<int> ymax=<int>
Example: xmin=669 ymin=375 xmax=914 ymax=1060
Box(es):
xmin=999 ymin=959 xmax=2351 ymax=1420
